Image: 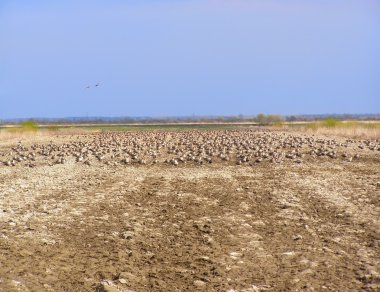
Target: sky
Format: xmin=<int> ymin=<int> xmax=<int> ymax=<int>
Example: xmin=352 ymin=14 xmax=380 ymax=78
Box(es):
xmin=0 ymin=0 xmax=379 ymax=119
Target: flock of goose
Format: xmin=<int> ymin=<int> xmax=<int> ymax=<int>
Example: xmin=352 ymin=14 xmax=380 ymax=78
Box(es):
xmin=1 ymin=130 xmax=379 ymax=168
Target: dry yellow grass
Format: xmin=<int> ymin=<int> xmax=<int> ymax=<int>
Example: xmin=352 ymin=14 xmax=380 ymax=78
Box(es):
xmin=0 ymin=127 xmax=97 ymax=142
xmin=289 ymin=121 xmax=380 ymax=140
xmin=308 ymin=127 xmax=380 ymax=140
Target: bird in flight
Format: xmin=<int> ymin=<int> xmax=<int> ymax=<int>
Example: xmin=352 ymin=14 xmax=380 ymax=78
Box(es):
xmin=84 ymin=83 xmax=100 ymax=89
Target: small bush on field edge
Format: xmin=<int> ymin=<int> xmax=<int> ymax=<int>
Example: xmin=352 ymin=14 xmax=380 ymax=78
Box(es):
xmin=20 ymin=120 xmax=38 ymax=131
xmin=322 ymin=118 xmax=340 ymax=128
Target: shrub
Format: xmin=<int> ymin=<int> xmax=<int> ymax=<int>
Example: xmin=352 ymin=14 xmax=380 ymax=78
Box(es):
xmin=256 ymin=113 xmax=267 ymax=125
xmin=255 ymin=114 xmax=284 ymax=126
xmin=20 ymin=120 xmax=38 ymax=131
xmin=322 ymin=118 xmax=340 ymax=128
xmin=267 ymin=114 xmax=284 ymax=125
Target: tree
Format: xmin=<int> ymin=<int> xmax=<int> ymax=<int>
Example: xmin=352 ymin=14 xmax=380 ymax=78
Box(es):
xmin=256 ymin=113 xmax=266 ymax=125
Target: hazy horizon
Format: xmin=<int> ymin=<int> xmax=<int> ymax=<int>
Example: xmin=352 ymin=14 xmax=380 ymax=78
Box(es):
xmin=2 ymin=113 xmax=380 ymax=123
xmin=1 ymin=0 xmax=379 ymax=119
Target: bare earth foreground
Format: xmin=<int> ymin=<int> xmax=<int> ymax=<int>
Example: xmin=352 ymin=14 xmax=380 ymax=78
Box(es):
xmin=0 ymin=129 xmax=379 ymax=291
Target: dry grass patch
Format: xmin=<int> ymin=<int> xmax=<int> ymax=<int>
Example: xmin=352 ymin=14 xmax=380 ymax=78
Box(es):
xmin=311 ymin=126 xmax=380 ymax=140
xmin=289 ymin=120 xmax=380 ymax=140
xmin=0 ymin=127 xmax=97 ymax=142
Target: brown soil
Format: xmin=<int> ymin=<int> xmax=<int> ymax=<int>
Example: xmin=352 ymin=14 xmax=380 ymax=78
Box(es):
xmin=0 ymin=132 xmax=379 ymax=291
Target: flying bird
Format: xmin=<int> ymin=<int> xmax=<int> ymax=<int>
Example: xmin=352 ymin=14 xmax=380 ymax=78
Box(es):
xmin=84 ymin=83 xmax=100 ymax=89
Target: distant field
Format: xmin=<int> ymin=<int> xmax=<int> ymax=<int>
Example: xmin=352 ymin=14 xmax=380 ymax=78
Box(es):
xmin=75 ymin=123 xmax=250 ymax=132
xmin=0 ymin=123 xmax=255 ymax=134
xmin=1 ymin=120 xmax=380 ymax=139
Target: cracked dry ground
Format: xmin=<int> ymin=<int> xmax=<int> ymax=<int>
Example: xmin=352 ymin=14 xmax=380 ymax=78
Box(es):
xmin=0 ymin=150 xmax=379 ymax=291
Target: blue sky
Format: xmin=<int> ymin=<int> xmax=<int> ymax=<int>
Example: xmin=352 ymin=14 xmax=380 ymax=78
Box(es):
xmin=1 ymin=0 xmax=379 ymax=119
